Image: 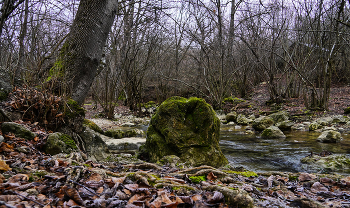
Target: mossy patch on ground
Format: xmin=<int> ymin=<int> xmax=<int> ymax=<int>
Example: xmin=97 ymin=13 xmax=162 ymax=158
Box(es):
xmin=189 ymin=175 xmax=206 ymax=184
xmin=223 ymin=170 xmax=258 ymax=177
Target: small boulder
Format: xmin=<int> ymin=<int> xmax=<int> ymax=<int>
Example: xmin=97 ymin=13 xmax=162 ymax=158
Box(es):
xmin=44 ymin=133 xmax=78 ymax=155
xmin=316 ymin=117 xmax=333 ymax=126
xmin=252 ymin=116 xmax=274 ymax=131
xmin=105 ymin=137 xmax=145 ymax=153
xmin=332 ymin=115 xmax=348 ymax=124
xmin=236 ymin=114 xmax=252 ymax=126
xmin=1 ymin=122 xmax=36 ymax=140
xmin=316 ymin=130 xmax=342 ymax=143
xmin=261 ymin=126 xmax=286 ymax=139
xmin=301 ymin=154 xmax=350 ymax=173
xmin=142 ymin=96 xmax=228 ymax=168
xmin=276 ymin=120 xmax=294 ymax=131
xmin=269 ymin=111 xmax=289 ymax=123
xmin=226 ymin=112 xmax=237 ymax=123
xmin=79 ymin=128 xmax=111 ymax=161
xmin=309 ymin=122 xmax=321 ymax=131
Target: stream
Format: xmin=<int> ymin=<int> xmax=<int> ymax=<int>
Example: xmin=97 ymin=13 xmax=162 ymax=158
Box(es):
xmin=219 ymin=125 xmax=350 ymax=174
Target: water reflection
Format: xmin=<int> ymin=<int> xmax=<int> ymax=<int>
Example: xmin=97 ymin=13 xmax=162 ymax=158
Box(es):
xmin=220 ymin=126 xmax=350 ymax=173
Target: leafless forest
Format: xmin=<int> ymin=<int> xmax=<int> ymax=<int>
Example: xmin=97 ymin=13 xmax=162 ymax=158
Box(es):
xmin=1 ymin=0 xmax=349 ymax=117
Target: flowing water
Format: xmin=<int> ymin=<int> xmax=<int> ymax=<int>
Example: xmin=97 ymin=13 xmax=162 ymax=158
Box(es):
xmin=219 ymin=125 xmax=350 ymax=173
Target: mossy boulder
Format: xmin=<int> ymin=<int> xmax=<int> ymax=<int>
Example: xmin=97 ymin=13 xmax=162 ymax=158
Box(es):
xmin=1 ymin=122 xmax=36 ymax=140
xmin=261 ymin=126 xmax=286 ymax=139
xmin=301 ymin=154 xmax=350 ymax=173
xmin=316 ymin=117 xmax=333 ymax=126
xmin=105 ymin=128 xmax=144 ymax=139
xmin=316 ymin=130 xmax=342 ymax=143
xmin=226 ymin=111 xmax=237 ymax=123
xmin=79 ymin=128 xmax=111 ymax=161
xmin=142 ymin=96 xmax=228 ymax=168
xmin=276 ymin=120 xmax=294 ymax=131
xmin=105 ymin=129 xmax=125 ymax=139
xmin=332 ymin=115 xmax=348 ymax=124
xmin=252 ymin=116 xmax=274 ymax=131
xmin=44 ymin=133 xmax=78 ymax=155
xmin=236 ymin=114 xmax=252 ymax=126
xmin=309 ymin=122 xmax=321 ymax=131
xmin=269 ymin=111 xmax=289 ymax=124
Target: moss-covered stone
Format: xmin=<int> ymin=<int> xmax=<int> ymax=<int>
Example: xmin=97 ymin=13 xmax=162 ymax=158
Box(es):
xmin=301 ymin=154 xmax=350 ymax=173
xmin=261 ymin=126 xmax=286 ymax=139
xmin=1 ymin=122 xmax=36 ymax=140
xmin=65 ymin=99 xmax=85 ymax=118
xmin=269 ymin=111 xmax=289 ymax=124
xmin=316 ymin=130 xmax=342 ymax=143
xmin=226 ymin=111 xmax=237 ymax=123
xmin=83 ymin=119 xmax=103 ymax=134
xmin=236 ymin=114 xmax=252 ymax=125
xmin=141 ymin=96 xmax=228 ymax=168
xmin=309 ymin=122 xmax=320 ymax=131
xmin=252 ymin=116 xmax=274 ymax=131
xmin=44 ymin=132 xmax=77 ymax=155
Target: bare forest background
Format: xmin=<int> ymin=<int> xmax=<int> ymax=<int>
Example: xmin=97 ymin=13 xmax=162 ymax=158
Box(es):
xmin=1 ymin=0 xmax=350 ymax=118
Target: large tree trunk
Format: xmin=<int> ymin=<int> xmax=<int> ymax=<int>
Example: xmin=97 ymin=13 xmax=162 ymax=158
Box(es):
xmin=57 ymin=0 xmax=118 ymax=105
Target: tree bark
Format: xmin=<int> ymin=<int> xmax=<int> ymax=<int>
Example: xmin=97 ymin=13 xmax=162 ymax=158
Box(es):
xmin=57 ymin=0 xmax=118 ymax=105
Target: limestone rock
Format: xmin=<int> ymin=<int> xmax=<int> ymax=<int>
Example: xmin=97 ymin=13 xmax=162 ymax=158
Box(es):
xmin=1 ymin=122 xmax=36 ymax=140
xmin=252 ymin=116 xmax=274 ymax=131
xmin=316 ymin=130 xmax=342 ymax=143
xmin=142 ymin=96 xmax=228 ymax=168
xmin=332 ymin=115 xmax=348 ymax=124
xmin=104 ymin=137 xmax=145 ymax=153
xmin=79 ymin=128 xmax=111 ymax=161
xmin=261 ymin=126 xmax=286 ymax=139
xmin=269 ymin=111 xmax=289 ymax=124
xmin=44 ymin=133 xmax=78 ymax=155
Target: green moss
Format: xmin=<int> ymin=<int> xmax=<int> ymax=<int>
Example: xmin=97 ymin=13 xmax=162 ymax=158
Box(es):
xmin=289 ymin=175 xmax=299 ymax=181
xmin=223 ymin=97 xmax=245 ymax=105
xmin=83 ymin=163 xmax=91 ymax=168
xmin=83 ymin=119 xmax=103 ymax=134
xmin=189 ymin=175 xmax=206 ymax=184
xmin=223 ymin=170 xmax=258 ymax=177
xmin=34 ymin=170 xmax=48 ymax=178
xmin=71 ymin=161 xmax=79 ymax=166
xmin=261 ymin=129 xmax=272 ymax=137
xmin=104 ymin=129 xmax=124 ymax=139
xmin=126 ymin=172 xmax=136 ymax=181
xmin=171 ymin=185 xmax=195 ymax=191
xmin=65 ymin=99 xmax=85 ymax=118
xmin=59 ymin=134 xmax=77 ymax=150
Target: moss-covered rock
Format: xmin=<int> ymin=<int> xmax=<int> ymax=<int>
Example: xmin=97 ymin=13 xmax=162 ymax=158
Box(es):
xmin=316 ymin=117 xmax=333 ymax=126
xmin=309 ymin=122 xmax=321 ymax=131
xmin=236 ymin=114 xmax=252 ymax=126
xmin=141 ymin=96 xmax=228 ymax=168
xmin=269 ymin=111 xmax=289 ymax=124
xmin=332 ymin=115 xmax=348 ymax=124
xmin=79 ymin=128 xmax=111 ymax=161
xmin=261 ymin=126 xmax=286 ymax=139
xmin=252 ymin=116 xmax=274 ymax=131
xmin=105 ymin=129 xmax=124 ymax=139
xmin=44 ymin=133 xmax=77 ymax=155
xmin=275 ymin=120 xmax=294 ymax=131
xmin=316 ymin=130 xmax=342 ymax=143
xmin=226 ymin=111 xmax=237 ymax=123
xmin=1 ymin=122 xmax=36 ymax=140
xmin=301 ymin=154 xmax=350 ymax=173
xmin=83 ymin=119 xmax=103 ymax=134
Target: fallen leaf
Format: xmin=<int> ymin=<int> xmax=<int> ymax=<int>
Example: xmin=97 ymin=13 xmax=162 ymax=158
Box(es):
xmin=207 ymin=191 xmax=224 ymax=204
xmin=0 ymin=159 xmax=11 ymax=171
xmin=64 ymin=186 xmax=84 ymax=205
xmin=207 ymin=172 xmax=217 ymax=181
